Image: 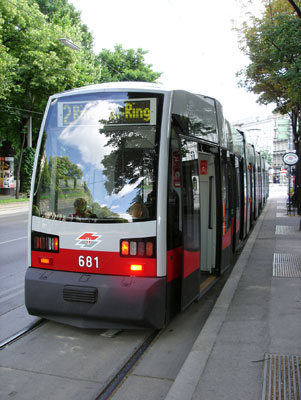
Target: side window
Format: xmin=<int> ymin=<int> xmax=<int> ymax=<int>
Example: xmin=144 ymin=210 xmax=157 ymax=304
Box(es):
xmin=221 ymin=155 xmax=231 ymax=235
xmin=180 ymin=138 xmax=200 ymax=251
xmin=167 ymin=127 xmax=182 ymax=249
xmin=236 ymin=165 xmax=241 ymax=210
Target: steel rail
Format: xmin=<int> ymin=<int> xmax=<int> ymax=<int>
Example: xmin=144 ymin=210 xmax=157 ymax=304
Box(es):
xmin=95 ymin=329 xmax=161 ymax=400
xmin=0 ymin=319 xmax=45 ymax=351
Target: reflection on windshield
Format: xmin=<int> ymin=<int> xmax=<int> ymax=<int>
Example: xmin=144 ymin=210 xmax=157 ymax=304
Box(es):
xmin=32 ymin=94 xmax=161 ymax=223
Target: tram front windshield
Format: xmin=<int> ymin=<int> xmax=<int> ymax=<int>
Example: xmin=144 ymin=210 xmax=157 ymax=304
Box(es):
xmin=32 ymin=92 xmax=162 ymax=223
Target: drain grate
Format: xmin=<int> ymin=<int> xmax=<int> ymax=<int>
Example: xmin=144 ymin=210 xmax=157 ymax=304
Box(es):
xmin=262 ymin=354 xmax=301 ymax=400
xmin=275 ymin=226 xmax=298 ymax=235
xmin=273 ymin=254 xmax=301 ymax=278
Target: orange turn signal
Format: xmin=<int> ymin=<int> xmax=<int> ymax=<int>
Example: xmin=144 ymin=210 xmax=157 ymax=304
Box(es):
xmin=130 ymin=264 xmax=143 ymax=272
xmin=39 ymin=257 xmax=53 ymax=265
xmin=121 ymin=241 xmax=129 ymax=256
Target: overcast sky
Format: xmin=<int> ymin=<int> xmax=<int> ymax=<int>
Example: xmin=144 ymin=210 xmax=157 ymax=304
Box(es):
xmin=70 ymin=0 xmax=275 ymax=122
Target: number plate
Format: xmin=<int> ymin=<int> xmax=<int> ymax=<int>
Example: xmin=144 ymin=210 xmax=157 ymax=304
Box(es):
xmin=78 ymin=255 xmax=100 ymax=269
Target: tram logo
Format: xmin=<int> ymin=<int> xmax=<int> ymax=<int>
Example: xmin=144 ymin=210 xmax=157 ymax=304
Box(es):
xmin=76 ymin=232 xmax=102 ymax=249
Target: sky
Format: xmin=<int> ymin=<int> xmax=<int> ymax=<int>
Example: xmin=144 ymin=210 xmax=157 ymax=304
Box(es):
xmin=70 ymin=0 xmax=275 ymax=123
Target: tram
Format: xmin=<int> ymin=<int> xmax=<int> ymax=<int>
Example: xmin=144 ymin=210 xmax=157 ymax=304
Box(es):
xmin=25 ymin=82 xmax=268 ymax=329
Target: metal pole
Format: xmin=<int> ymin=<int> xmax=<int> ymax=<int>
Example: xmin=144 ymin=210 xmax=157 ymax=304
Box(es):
xmin=27 ymin=113 xmax=32 ymax=148
xmin=288 ymin=166 xmax=291 ymax=214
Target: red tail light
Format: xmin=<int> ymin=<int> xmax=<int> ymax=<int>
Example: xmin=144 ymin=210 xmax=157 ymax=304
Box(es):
xmin=120 ymin=237 xmax=155 ymax=258
xmin=146 ymin=242 xmax=153 ymax=257
xmin=32 ymin=231 xmax=59 ymax=253
xmin=54 ymin=237 xmax=59 ymax=252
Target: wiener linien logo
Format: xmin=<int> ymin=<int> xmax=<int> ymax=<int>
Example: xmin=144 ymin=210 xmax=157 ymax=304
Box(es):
xmin=75 ymin=232 xmax=102 ymax=249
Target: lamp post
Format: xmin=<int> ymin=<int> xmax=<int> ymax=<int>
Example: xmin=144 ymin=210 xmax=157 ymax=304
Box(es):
xmin=59 ymin=38 xmax=81 ymax=51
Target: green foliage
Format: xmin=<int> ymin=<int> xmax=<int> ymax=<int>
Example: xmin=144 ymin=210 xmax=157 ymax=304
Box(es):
xmin=236 ymin=0 xmax=301 ymax=213
xmin=237 ymin=3 xmax=301 ymax=114
xmin=98 ymin=45 xmax=161 ymax=83
xmin=49 ymin=156 xmax=83 ymax=182
xmin=20 ymin=146 xmax=36 ymax=193
xmin=0 ymin=0 xmax=102 ymax=148
xmin=0 ymin=0 xmax=161 ymax=197
xmin=0 ymin=197 xmax=29 ymax=204
xmin=260 ymin=149 xmax=272 ymax=165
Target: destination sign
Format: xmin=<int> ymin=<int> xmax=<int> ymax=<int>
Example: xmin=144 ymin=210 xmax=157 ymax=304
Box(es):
xmin=57 ymin=98 xmax=157 ymax=127
xmin=107 ymin=99 xmax=156 ymax=125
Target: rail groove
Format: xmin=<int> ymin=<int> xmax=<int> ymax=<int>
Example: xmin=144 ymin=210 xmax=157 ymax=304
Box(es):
xmin=95 ymin=330 xmax=160 ymax=400
xmin=0 ymin=319 xmax=45 ymax=351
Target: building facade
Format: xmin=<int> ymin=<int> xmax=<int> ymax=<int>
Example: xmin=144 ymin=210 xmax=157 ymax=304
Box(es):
xmin=234 ymin=114 xmax=292 ymax=182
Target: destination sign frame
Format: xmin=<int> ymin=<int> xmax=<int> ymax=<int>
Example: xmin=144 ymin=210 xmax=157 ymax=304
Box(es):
xmin=57 ymin=98 xmax=157 ymax=127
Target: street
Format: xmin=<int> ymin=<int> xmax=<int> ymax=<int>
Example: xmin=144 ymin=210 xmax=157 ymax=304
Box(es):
xmin=0 ymin=211 xmax=38 ymax=343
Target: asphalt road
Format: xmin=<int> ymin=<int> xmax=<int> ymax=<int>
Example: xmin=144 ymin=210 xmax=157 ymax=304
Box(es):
xmin=0 ymin=211 xmax=39 ymax=343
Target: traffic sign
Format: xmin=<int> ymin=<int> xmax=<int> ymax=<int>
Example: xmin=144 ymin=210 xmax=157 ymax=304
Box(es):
xmin=283 ymin=152 xmax=299 ymax=166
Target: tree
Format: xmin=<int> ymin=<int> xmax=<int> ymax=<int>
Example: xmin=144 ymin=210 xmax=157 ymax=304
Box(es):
xmin=0 ymin=1 xmax=161 ymax=198
xmin=35 ymin=0 xmax=94 ymax=50
xmin=0 ymin=0 xmax=101 ymax=197
xmin=98 ymin=45 xmax=161 ymax=83
xmin=237 ymin=0 xmax=301 ymax=213
xmin=260 ymin=149 xmax=273 ymax=165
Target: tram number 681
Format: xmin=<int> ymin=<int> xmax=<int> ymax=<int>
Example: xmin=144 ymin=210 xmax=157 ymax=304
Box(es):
xmin=78 ymin=255 xmax=99 ymax=269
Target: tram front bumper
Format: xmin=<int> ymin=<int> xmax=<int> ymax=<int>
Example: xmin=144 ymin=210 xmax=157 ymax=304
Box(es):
xmin=25 ymin=268 xmax=166 ymax=329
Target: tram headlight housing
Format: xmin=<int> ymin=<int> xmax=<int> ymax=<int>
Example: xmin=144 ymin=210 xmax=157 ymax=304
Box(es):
xmin=120 ymin=237 xmax=155 ymax=258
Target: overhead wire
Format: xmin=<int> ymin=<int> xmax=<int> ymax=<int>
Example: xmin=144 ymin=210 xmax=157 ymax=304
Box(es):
xmin=0 ymin=105 xmax=43 ymax=116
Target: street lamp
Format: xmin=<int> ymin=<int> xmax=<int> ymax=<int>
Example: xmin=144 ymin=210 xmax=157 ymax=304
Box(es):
xmin=59 ymin=38 xmax=81 ymax=51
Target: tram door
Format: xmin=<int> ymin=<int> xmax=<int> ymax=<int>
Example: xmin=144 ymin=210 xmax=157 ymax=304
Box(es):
xmin=180 ymin=138 xmax=201 ymax=309
xmin=220 ymin=152 xmax=234 ymax=272
xmin=233 ymin=155 xmax=242 ymax=250
xmin=198 ymin=152 xmax=216 ymax=274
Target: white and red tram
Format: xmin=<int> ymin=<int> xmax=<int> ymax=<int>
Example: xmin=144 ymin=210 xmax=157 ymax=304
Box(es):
xmin=25 ymin=82 xmax=268 ymax=329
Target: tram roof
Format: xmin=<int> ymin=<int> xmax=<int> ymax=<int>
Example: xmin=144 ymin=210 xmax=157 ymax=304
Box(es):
xmin=49 ymin=82 xmax=221 ymax=104
xmin=51 ymin=82 xmax=172 ymax=98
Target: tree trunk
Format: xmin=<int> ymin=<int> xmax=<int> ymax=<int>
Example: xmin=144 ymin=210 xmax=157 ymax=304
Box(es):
xmin=15 ymin=132 xmax=26 ymax=199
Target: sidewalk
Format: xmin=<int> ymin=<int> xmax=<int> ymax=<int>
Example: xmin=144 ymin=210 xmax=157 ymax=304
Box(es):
xmin=165 ymin=184 xmax=301 ymax=400
xmin=0 ymin=199 xmax=29 ymax=216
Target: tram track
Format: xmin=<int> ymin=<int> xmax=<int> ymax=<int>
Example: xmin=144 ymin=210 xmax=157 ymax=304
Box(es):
xmin=95 ymin=329 xmax=161 ymax=400
xmin=0 ymin=274 xmax=229 ymax=399
xmin=95 ymin=265 xmax=235 ymax=399
xmin=0 ymin=318 xmax=45 ymax=351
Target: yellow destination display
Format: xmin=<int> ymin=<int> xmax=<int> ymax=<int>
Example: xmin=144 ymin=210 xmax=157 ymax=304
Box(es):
xmin=109 ymin=100 xmax=151 ymax=124
xmin=57 ymin=98 xmax=156 ymax=127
